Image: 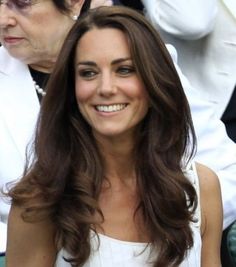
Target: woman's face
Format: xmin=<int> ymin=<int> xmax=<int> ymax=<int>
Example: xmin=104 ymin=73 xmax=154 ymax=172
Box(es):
xmin=0 ymin=0 xmax=84 ymax=70
xmin=75 ymin=28 xmax=149 ymax=141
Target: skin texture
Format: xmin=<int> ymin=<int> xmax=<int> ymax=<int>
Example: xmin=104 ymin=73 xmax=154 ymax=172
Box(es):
xmin=0 ymin=0 xmax=85 ymax=72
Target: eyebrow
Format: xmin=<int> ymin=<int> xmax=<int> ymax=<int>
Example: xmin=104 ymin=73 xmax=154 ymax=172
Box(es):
xmin=76 ymin=57 xmax=132 ymax=67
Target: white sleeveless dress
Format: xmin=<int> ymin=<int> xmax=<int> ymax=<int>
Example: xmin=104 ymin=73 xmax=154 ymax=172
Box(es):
xmin=55 ymin=163 xmax=201 ymax=267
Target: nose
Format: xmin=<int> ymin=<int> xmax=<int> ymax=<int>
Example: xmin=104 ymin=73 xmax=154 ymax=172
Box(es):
xmin=97 ymin=71 xmax=117 ymax=96
xmin=0 ymin=2 xmax=17 ymax=29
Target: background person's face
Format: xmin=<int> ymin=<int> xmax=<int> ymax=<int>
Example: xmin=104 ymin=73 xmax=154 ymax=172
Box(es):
xmin=0 ymin=0 xmax=77 ymax=69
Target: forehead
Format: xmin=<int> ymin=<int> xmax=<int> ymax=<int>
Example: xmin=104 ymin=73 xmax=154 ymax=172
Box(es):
xmin=76 ymin=27 xmax=131 ymax=60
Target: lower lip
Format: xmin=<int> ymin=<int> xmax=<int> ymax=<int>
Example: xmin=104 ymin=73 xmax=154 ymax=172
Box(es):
xmin=4 ymin=38 xmax=24 ymax=45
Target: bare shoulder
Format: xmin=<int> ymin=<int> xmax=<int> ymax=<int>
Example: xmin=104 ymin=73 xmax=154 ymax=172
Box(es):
xmin=195 ymin=162 xmax=220 ymax=190
xmin=195 ymin=162 xmax=222 ymax=220
xmin=195 ymin=163 xmax=223 ymax=267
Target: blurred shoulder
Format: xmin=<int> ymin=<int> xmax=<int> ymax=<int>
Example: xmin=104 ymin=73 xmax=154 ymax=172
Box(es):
xmin=195 ymin=162 xmax=220 ymax=190
xmin=195 ymin=162 xmax=222 ymax=235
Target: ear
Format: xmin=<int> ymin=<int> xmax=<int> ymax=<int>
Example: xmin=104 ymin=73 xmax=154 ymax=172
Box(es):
xmin=69 ymin=0 xmax=86 ymax=16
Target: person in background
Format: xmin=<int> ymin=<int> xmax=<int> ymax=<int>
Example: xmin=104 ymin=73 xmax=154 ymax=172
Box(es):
xmin=143 ymin=0 xmax=236 ymax=137
xmin=118 ymin=0 xmax=236 ymax=232
xmin=6 ymin=6 xmax=222 ymax=267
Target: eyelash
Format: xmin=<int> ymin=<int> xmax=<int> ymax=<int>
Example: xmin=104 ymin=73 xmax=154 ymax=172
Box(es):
xmin=78 ymin=70 xmax=97 ymax=79
xmin=117 ymin=66 xmax=135 ymax=75
xmin=6 ymin=0 xmax=32 ymax=9
xmin=17 ymin=0 xmax=31 ymax=7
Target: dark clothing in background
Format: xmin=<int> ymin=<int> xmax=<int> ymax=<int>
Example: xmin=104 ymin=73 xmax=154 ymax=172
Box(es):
xmin=117 ymin=0 xmax=144 ymax=11
xmin=221 ymin=86 xmax=236 ymax=142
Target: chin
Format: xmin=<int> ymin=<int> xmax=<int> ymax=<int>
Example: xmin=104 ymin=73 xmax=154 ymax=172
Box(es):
xmin=6 ymin=49 xmax=29 ymax=62
xmin=5 ymin=46 xmax=36 ymax=64
xmin=93 ymin=127 xmax=134 ymax=140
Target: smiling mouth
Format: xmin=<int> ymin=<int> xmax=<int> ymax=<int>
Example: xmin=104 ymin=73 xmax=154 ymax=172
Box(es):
xmin=95 ymin=104 xmax=128 ymax=113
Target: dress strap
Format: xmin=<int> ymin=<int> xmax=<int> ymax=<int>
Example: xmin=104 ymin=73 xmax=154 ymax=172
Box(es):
xmin=183 ymin=162 xmax=201 ymax=228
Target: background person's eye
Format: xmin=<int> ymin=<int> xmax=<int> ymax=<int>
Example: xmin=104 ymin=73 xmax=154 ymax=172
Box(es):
xmin=14 ymin=0 xmax=31 ymax=8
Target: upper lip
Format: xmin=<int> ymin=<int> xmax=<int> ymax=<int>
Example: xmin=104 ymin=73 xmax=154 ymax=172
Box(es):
xmin=94 ymin=103 xmax=128 ymax=106
xmin=3 ymin=36 xmax=24 ymax=40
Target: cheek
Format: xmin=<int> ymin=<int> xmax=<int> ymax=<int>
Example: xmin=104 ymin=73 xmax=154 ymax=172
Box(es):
xmin=138 ymin=96 xmax=149 ymax=117
xmin=133 ymin=84 xmax=150 ymax=113
xmin=125 ymin=80 xmax=148 ymax=101
xmin=75 ymin=80 xmax=94 ymax=104
xmin=31 ymin=10 xmax=71 ymax=39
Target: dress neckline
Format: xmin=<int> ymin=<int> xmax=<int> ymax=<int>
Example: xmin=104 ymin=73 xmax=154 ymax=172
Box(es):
xmin=94 ymin=231 xmax=149 ymax=247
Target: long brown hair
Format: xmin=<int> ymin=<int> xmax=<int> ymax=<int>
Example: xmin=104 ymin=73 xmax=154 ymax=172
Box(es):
xmin=8 ymin=6 xmax=197 ymax=267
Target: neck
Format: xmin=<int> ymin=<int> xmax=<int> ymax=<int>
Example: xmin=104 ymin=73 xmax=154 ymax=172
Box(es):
xmin=29 ymin=60 xmax=56 ymax=74
xmin=105 ymin=152 xmax=135 ymax=179
xmin=94 ymin=129 xmax=139 ymax=185
xmin=98 ymin=140 xmax=136 ymax=185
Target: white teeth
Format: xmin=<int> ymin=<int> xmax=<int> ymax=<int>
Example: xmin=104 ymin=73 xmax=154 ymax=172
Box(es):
xmin=96 ymin=104 xmax=127 ymax=112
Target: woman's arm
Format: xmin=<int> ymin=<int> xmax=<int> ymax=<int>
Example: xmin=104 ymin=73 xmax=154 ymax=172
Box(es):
xmin=6 ymin=204 xmax=56 ymax=267
xmin=197 ymin=163 xmax=223 ymax=267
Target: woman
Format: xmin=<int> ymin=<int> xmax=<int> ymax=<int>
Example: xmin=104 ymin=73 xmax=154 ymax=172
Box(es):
xmin=6 ymin=6 xmax=222 ymax=267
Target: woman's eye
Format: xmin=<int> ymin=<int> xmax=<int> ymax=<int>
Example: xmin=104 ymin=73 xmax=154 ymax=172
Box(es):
xmin=79 ymin=70 xmax=97 ymax=79
xmin=117 ymin=66 xmax=135 ymax=76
